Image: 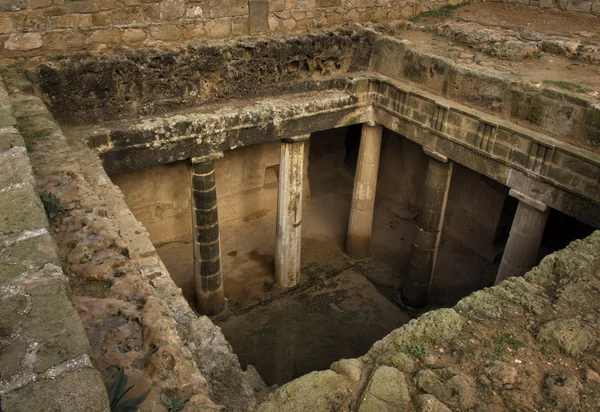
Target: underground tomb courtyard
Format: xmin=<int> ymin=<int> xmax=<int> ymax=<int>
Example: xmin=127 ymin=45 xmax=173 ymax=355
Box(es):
xmin=1 ymin=1 xmax=600 ymax=411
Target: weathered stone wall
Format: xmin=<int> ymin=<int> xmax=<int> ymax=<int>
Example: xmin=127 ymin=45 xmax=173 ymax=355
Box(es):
xmin=486 ymin=0 xmax=600 ymax=14
xmin=0 ymin=0 xmax=448 ymax=59
xmin=30 ymin=28 xmax=374 ymax=125
xmin=0 ymin=75 xmax=109 ymax=410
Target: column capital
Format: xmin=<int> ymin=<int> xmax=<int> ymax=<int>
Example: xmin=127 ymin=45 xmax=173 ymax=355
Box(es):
xmin=281 ymin=134 xmax=310 ymax=143
xmin=365 ymin=120 xmax=378 ymax=127
xmin=509 ymin=189 xmax=549 ymax=212
xmin=423 ymin=147 xmax=449 ymax=163
xmin=191 ymin=152 xmax=224 ymax=164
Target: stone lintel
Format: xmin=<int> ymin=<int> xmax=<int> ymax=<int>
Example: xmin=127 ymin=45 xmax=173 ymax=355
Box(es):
xmin=191 ymin=152 xmax=224 ymax=164
xmin=423 ymin=147 xmax=449 ymax=163
xmin=281 ymin=134 xmax=310 ymax=143
xmin=509 ymin=189 xmax=549 ymax=212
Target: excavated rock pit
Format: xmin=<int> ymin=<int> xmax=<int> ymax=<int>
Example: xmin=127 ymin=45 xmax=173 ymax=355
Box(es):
xmin=3 ymin=8 xmax=600 ymax=410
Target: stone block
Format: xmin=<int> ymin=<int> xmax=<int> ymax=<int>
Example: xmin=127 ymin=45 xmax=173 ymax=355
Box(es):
xmin=50 ymin=13 xmax=93 ymax=29
xmin=90 ymin=28 xmax=122 ymax=43
xmin=0 ymin=108 xmax=15 ymax=127
xmin=0 ymin=186 xmax=48 ymax=235
xmin=0 ymin=147 xmax=34 ymax=189
xmin=209 ymin=0 xmax=247 ymax=18
xmin=584 ymin=105 xmax=600 ymax=146
xmin=42 ymin=32 xmax=67 ymax=52
xmin=270 ymin=0 xmax=285 ymax=11
xmin=142 ymin=3 xmax=159 ymax=20
xmin=98 ymin=0 xmax=116 ymax=10
xmin=249 ymin=0 xmax=268 ymax=33
xmin=22 ymin=268 xmax=93 ymax=373
xmin=92 ymin=11 xmax=110 ymax=26
xmin=566 ymin=0 xmax=592 ymax=12
xmin=12 ymin=10 xmax=47 ymax=32
xmin=65 ymin=0 xmax=98 ymax=13
xmin=109 ymin=7 xmax=143 ymax=24
xmin=122 ymin=28 xmax=146 ymax=43
xmin=359 ymin=366 xmax=410 ymax=411
xmin=183 ymin=22 xmax=205 ymax=39
xmin=0 ymin=232 xmax=61 ymax=282
xmin=0 ymin=127 xmax=25 ymax=151
xmin=3 ymin=369 xmax=110 ymax=412
xmin=159 ymin=0 xmax=185 ymax=20
xmin=592 ymin=2 xmax=600 ymax=13
xmin=539 ymin=0 xmax=556 ymax=7
xmin=204 ymin=19 xmax=231 ymax=38
xmin=232 ymin=17 xmax=249 ymax=35
xmin=28 ymin=0 xmax=51 ymax=8
xmin=0 ymin=0 xmax=26 ymax=11
xmin=150 ymin=24 xmax=182 ymax=41
xmin=4 ymin=33 xmax=43 ymax=51
xmin=447 ymin=66 xmax=511 ymax=114
xmin=0 ymin=14 xmax=12 ymax=34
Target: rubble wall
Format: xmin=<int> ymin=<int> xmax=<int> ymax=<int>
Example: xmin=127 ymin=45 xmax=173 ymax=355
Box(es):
xmin=0 ymin=0 xmax=447 ymax=59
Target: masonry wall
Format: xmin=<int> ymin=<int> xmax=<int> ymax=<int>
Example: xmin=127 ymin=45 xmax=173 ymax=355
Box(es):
xmin=0 ymin=0 xmax=448 ymax=59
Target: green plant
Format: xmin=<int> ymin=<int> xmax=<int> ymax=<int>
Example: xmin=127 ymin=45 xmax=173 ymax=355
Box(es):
xmin=105 ymin=367 xmax=151 ymax=412
xmin=543 ymin=80 xmax=590 ymax=93
xmin=492 ymin=334 xmax=522 ymax=358
xmin=400 ymin=344 xmax=428 ymax=359
xmin=50 ymin=55 xmax=67 ymax=61
xmin=160 ymin=391 xmax=191 ymax=412
xmin=409 ymin=2 xmax=469 ymax=22
xmin=40 ymin=192 xmax=71 ymax=219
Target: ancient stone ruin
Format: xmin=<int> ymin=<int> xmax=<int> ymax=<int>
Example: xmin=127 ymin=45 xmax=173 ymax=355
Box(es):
xmin=0 ymin=0 xmax=599 ymax=410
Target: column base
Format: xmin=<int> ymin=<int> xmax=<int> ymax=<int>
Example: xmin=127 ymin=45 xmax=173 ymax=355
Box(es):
xmin=395 ymin=290 xmax=429 ymax=318
xmin=196 ymin=286 xmax=226 ymax=316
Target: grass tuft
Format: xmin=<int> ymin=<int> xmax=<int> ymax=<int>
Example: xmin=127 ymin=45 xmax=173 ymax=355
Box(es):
xmin=543 ymin=80 xmax=590 ymax=93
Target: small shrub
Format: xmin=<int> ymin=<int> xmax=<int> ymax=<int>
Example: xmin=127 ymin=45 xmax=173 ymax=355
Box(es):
xmin=105 ymin=367 xmax=151 ymax=412
xmin=400 ymin=343 xmax=428 ymax=359
xmin=160 ymin=391 xmax=191 ymax=412
xmin=493 ymin=334 xmax=522 ymax=358
xmin=39 ymin=192 xmax=71 ymax=219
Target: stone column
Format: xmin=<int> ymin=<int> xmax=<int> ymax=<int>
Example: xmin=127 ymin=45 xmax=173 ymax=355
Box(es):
xmin=400 ymin=151 xmax=453 ymax=309
xmin=275 ymin=135 xmax=309 ymax=288
xmin=494 ymin=190 xmax=549 ymax=285
xmin=346 ymin=123 xmax=383 ymax=259
xmin=191 ymin=155 xmax=225 ymax=316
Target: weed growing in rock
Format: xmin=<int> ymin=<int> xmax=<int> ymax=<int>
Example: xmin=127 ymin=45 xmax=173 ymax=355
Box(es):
xmin=401 ymin=344 xmax=428 ymax=360
xmin=16 ymin=117 xmax=51 ymax=151
xmin=105 ymin=367 xmax=150 ymax=412
xmin=409 ymin=2 xmax=469 ymax=22
xmin=39 ymin=192 xmax=71 ymax=219
xmin=160 ymin=391 xmax=191 ymax=412
xmin=493 ymin=334 xmax=522 ymax=358
xmin=543 ymin=80 xmax=590 ymax=93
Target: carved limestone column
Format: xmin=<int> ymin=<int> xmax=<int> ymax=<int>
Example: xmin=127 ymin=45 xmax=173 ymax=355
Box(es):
xmin=346 ymin=122 xmax=383 ymax=259
xmin=494 ymin=190 xmax=549 ymax=285
xmin=400 ymin=151 xmax=453 ymax=309
xmin=191 ymin=155 xmax=225 ymax=315
xmin=275 ymin=135 xmax=309 ymax=288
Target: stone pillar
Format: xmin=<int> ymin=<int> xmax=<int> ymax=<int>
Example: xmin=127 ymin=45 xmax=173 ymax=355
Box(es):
xmin=346 ymin=123 xmax=383 ymax=259
xmin=191 ymin=155 xmax=225 ymax=316
xmin=494 ymin=190 xmax=549 ymax=285
xmin=400 ymin=151 xmax=453 ymax=310
xmin=275 ymin=135 xmax=308 ymax=288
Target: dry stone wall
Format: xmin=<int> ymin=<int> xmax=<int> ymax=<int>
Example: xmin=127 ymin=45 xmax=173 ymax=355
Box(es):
xmin=0 ymin=0 xmax=449 ymax=59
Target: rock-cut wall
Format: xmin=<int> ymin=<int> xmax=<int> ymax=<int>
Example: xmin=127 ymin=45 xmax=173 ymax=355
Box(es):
xmin=253 ymin=230 xmax=600 ymax=411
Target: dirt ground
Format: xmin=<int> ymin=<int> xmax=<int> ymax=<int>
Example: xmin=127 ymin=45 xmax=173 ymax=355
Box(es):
xmin=381 ymin=1 xmax=600 ymax=94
